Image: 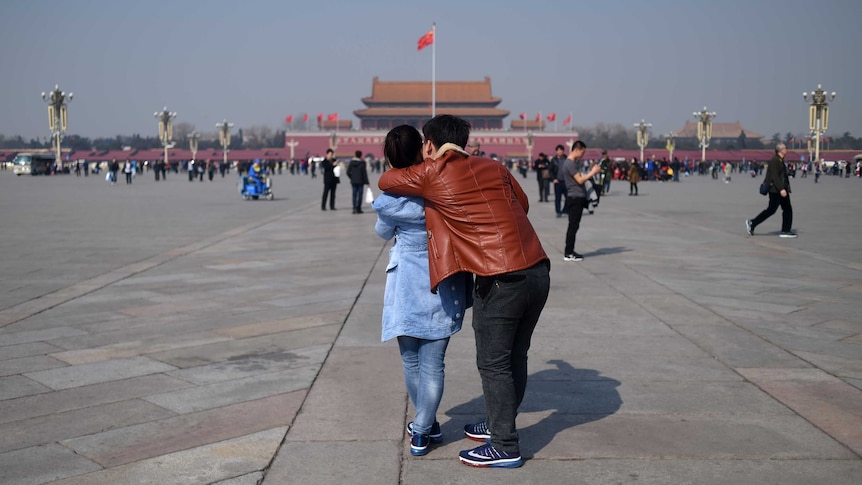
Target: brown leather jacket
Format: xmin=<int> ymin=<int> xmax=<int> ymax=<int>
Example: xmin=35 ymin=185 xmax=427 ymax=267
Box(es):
xmin=378 ymin=144 xmax=549 ymax=292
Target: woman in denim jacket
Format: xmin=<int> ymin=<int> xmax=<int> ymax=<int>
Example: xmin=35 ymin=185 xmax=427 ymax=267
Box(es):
xmin=373 ymin=125 xmax=472 ymax=457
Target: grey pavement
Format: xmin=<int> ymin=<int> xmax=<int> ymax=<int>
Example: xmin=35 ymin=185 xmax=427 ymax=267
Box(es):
xmin=0 ymin=167 xmax=860 ymax=484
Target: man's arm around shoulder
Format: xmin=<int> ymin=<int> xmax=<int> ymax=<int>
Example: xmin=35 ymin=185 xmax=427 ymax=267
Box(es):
xmin=377 ymin=159 xmax=429 ymax=197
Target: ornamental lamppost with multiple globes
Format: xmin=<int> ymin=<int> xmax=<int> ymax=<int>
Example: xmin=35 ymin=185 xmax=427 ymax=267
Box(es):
xmin=665 ymin=132 xmax=676 ymax=163
xmin=41 ymin=85 xmax=73 ymax=171
xmin=693 ymin=107 xmax=716 ymax=163
xmin=216 ymin=119 xmax=234 ymax=170
xmin=188 ymin=132 xmax=200 ymax=161
xmin=154 ymin=107 xmax=177 ymax=168
xmin=803 ymin=84 xmax=836 ymax=165
xmin=634 ymin=119 xmax=651 ymax=164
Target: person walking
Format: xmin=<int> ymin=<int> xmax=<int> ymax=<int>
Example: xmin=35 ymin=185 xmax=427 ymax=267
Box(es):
xmin=320 ymin=149 xmax=339 ymax=210
xmin=628 ymin=158 xmax=641 ymax=196
xmin=562 ymin=141 xmax=602 ymax=261
xmin=379 ymin=115 xmax=549 ymax=469
xmin=347 ymin=150 xmax=369 ymax=214
xmin=549 ymin=145 xmax=568 ymax=217
xmin=372 ymin=125 xmax=471 ymax=457
xmin=746 ymin=143 xmax=796 ymax=238
xmin=533 ymin=153 xmax=551 ymax=202
xmin=109 ymin=159 xmax=119 ymax=185
xmin=123 ymin=160 xmax=133 ymax=184
xmin=598 ymin=150 xmax=612 ymax=194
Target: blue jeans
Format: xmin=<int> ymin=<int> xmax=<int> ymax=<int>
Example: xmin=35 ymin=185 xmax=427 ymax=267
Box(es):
xmin=472 ymin=261 xmax=550 ymax=453
xmin=397 ymin=336 xmax=450 ymax=436
xmin=351 ymin=184 xmax=364 ymax=212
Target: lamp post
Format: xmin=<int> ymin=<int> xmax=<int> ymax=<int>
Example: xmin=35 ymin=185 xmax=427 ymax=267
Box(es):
xmin=665 ymin=132 xmax=676 ymax=162
xmin=693 ymin=107 xmax=716 ymax=163
xmin=188 ymin=132 xmax=200 ymax=161
xmin=803 ymin=84 xmax=836 ymax=165
xmin=41 ymin=85 xmax=73 ymax=171
xmin=525 ymin=131 xmax=534 ymax=166
xmin=216 ymin=119 xmax=234 ymax=171
xmin=286 ymin=139 xmax=299 ymax=163
xmin=634 ymin=119 xmax=652 ymax=163
xmin=154 ymin=107 xmax=177 ymax=168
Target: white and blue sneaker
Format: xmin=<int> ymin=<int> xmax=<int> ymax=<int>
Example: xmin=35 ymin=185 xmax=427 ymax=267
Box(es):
xmin=464 ymin=421 xmax=491 ymax=441
xmin=458 ymin=443 xmax=523 ymax=468
xmin=407 ymin=421 xmax=443 ymax=443
xmin=410 ymin=433 xmax=431 ymax=456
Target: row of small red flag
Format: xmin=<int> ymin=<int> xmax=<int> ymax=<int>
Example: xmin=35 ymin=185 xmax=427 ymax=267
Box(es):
xmin=519 ymin=113 xmax=572 ymax=125
xmin=284 ymin=113 xmax=339 ymax=124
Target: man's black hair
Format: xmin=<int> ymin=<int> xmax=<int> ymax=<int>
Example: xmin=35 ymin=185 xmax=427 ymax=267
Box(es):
xmin=422 ymin=114 xmax=471 ymax=150
xmin=555 ymin=144 xmax=565 ymax=151
xmin=326 ymin=148 xmax=334 ymax=155
xmin=572 ymin=140 xmax=587 ymax=150
xmin=355 ymin=150 xmax=363 ymax=158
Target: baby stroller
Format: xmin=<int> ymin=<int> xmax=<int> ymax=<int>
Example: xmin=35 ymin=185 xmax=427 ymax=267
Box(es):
xmin=239 ymin=174 xmax=273 ymax=200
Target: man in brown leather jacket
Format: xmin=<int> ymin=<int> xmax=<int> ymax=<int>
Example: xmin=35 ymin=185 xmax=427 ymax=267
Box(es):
xmin=379 ymin=115 xmax=550 ymax=468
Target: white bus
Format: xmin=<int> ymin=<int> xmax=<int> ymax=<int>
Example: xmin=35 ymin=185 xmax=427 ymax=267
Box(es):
xmin=12 ymin=153 xmax=55 ymax=176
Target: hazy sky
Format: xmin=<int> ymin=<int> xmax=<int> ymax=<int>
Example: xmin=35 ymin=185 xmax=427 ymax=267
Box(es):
xmin=1 ymin=0 xmax=859 ymax=141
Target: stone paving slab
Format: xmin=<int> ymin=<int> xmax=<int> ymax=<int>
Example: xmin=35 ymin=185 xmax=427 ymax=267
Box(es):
xmin=738 ymin=367 xmax=862 ymax=455
xmin=24 ymin=356 xmax=177 ymax=390
xmin=0 ymin=375 xmax=51 ymax=400
xmin=264 ymin=441 xmax=402 ymax=485
xmin=402 ymin=459 xmax=862 ymax=485
xmin=62 ymin=390 xmax=306 ymax=467
xmin=48 ymin=330 xmax=234 ymax=365
xmin=0 ymin=374 xmax=192 ymax=425
xmin=0 ymin=444 xmax=101 ymax=485
xmin=0 ymin=399 xmax=175 ymax=454
xmin=166 ymin=343 xmax=329 ymax=385
xmin=143 ymin=365 xmax=322 ymax=414
xmin=0 ymin=354 xmax=67 ymax=377
xmin=0 ymin=341 xmax=62 ymax=361
xmin=49 ymin=427 xmax=287 ymax=485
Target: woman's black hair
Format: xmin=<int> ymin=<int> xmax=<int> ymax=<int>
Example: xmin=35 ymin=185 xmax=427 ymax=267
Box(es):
xmin=384 ymin=125 xmax=423 ymax=169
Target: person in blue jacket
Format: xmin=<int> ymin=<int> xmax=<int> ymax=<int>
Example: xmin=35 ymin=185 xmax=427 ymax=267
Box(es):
xmin=372 ymin=125 xmax=472 ymax=457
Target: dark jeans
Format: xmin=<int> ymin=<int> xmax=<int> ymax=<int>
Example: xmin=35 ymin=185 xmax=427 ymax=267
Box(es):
xmin=322 ymin=182 xmax=337 ymax=209
xmin=537 ymin=178 xmax=550 ymax=201
xmin=553 ymin=181 xmax=567 ymax=215
xmin=630 ymin=182 xmax=638 ymax=195
xmin=351 ymin=183 xmax=363 ymax=212
xmin=125 ymin=172 xmax=132 ymax=184
xmin=472 ymin=261 xmax=550 ymax=453
xmin=750 ymin=192 xmax=793 ymax=233
xmin=564 ymin=196 xmax=586 ymax=256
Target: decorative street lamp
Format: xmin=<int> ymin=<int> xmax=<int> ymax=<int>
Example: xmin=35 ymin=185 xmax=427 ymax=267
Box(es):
xmin=216 ymin=119 xmax=234 ymax=171
xmin=693 ymin=107 xmax=717 ymax=163
xmin=525 ymin=131 xmax=534 ymax=166
xmin=665 ymin=132 xmax=676 ymax=162
xmin=803 ymin=84 xmax=836 ymax=165
xmin=154 ymin=107 xmax=177 ymax=168
xmin=634 ymin=119 xmax=652 ymax=164
xmin=41 ymin=85 xmax=73 ymax=171
xmin=286 ymin=138 xmax=299 ymax=163
xmin=188 ymin=132 xmax=200 ymax=161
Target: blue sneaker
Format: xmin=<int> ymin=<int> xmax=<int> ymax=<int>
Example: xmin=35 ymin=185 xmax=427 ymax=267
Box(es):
xmin=406 ymin=421 xmax=443 ymax=443
xmin=458 ymin=443 xmax=523 ymax=468
xmin=464 ymin=421 xmax=491 ymax=441
xmin=410 ymin=433 xmax=431 ymax=456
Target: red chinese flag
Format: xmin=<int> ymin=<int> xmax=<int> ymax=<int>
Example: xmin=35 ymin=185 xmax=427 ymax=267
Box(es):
xmin=317 ymin=112 xmax=323 ymax=122
xmin=327 ymin=113 xmax=338 ymax=121
xmin=302 ymin=113 xmax=309 ymax=123
xmin=535 ymin=113 xmax=541 ymax=122
xmin=547 ymin=113 xmax=556 ymax=122
xmin=285 ymin=115 xmax=293 ymax=123
xmin=563 ymin=115 xmax=572 ymax=125
xmin=519 ymin=112 xmax=526 ymax=120
xmin=417 ymin=29 xmax=434 ymax=51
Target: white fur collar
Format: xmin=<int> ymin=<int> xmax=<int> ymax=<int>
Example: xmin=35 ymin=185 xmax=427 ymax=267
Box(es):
xmin=434 ymin=143 xmax=470 ymax=159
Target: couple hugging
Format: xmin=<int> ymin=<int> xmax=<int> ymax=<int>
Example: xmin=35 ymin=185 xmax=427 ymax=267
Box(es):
xmin=373 ymin=115 xmax=550 ymax=468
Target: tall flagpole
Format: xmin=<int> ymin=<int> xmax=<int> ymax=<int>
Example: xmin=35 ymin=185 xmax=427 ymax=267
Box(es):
xmin=431 ymin=22 xmax=436 ymax=118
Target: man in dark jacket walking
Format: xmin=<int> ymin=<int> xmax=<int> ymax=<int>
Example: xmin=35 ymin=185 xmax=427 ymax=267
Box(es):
xmin=746 ymin=143 xmax=795 ymax=238
xmin=346 ymin=150 xmax=369 ymax=213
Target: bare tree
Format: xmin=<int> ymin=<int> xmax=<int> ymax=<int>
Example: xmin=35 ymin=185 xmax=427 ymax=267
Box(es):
xmin=172 ymin=122 xmax=196 ymax=143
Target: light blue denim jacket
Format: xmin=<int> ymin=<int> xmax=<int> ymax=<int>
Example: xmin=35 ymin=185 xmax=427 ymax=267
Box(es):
xmin=373 ymin=192 xmax=471 ymax=342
